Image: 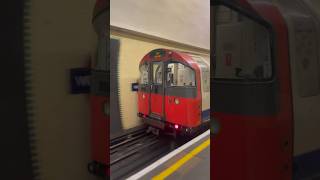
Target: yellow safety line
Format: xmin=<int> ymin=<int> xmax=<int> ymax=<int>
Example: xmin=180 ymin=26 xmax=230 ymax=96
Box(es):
xmin=152 ymin=138 xmax=210 ymax=180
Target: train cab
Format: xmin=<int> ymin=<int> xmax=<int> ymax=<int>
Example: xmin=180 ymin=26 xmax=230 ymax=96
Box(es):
xmin=137 ymin=49 xmax=210 ymax=135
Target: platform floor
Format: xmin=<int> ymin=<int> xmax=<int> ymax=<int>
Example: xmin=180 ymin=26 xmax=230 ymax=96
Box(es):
xmin=126 ymin=130 xmax=210 ymax=180
xmin=164 ymin=147 xmax=210 ymax=180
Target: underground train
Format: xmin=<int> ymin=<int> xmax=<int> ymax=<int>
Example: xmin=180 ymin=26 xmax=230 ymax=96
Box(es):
xmin=212 ymin=0 xmax=320 ymax=179
xmin=137 ymin=49 xmax=210 ymax=136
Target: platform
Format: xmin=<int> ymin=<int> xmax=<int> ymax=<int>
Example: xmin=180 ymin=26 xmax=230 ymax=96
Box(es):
xmin=126 ymin=130 xmax=210 ymax=180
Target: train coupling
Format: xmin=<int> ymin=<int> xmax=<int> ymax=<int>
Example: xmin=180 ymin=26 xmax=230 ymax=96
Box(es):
xmin=147 ymin=126 xmax=160 ymax=136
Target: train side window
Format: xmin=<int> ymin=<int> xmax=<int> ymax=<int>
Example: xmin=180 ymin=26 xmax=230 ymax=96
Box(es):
xmin=167 ymin=62 xmax=195 ymax=87
xmin=214 ymin=5 xmax=272 ymax=81
xmin=139 ymin=63 xmax=149 ymax=85
xmin=293 ymin=17 xmax=320 ymax=97
xmin=190 ymin=55 xmax=210 ymax=92
xmin=203 ymin=69 xmax=210 ymax=92
xmin=153 ymin=63 xmax=163 ymax=84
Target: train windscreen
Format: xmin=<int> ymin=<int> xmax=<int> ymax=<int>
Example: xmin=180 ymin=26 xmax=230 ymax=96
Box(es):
xmin=140 ymin=63 xmax=149 ymax=85
xmin=167 ymin=63 xmax=196 ymax=87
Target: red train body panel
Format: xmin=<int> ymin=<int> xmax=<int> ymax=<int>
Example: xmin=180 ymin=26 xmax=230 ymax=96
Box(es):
xmin=165 ymin=95 xmax=201 ymax=128
xmin=89 ymin=72 xmax=108 ymax=177
xmin=150 ymin=93 xmax=163 ymax=116
xmin=90 ymin=95 xmax=108 ymax=167
xmin=137 ymin=91 xmax=150 ymax=115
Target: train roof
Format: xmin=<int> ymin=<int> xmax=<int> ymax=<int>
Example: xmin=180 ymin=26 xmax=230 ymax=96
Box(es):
xmin=139 ymin=48 xmax=209 ymax=68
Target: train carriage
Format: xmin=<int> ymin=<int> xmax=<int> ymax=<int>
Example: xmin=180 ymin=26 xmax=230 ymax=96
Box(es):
xmin=212 ymin=0 xmax=320 ymax=179
xmin=137 ymin=49 xmax=210 ymax=135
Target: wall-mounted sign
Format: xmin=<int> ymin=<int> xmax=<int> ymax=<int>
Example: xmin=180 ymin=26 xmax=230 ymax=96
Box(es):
xmin=132 ymin=83 xmax=139 ymax=91
xmin=70 ymin=68 xmax=91 ymax=94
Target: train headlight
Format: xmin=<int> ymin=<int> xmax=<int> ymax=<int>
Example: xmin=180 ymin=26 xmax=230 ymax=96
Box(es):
xmin=174 ymin=98 xmax=179 ymax=104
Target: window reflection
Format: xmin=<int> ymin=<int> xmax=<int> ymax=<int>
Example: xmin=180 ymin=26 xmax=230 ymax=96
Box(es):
xmin=167 ymin=63 xmax=195 ymax=87
xmin=214 ymin=5 xmax=272 ymax=81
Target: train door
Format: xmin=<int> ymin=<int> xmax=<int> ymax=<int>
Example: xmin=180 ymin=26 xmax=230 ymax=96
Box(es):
xmin=212 ymin=2 xmax=293 ymax=180
xmin=149 ymin=62 xmax=164 ymax=118
xmin=138 ymin=62 xmax=150 ymax=115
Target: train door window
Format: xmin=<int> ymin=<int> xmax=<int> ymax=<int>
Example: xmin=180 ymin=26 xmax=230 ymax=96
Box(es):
xmin=167 ymin=62 xmax=195 ymax=87
xmin=153 ymin=63 xmax=162 ymax=84
xmin=293 ymin=16 xmax=320 ymax=97
xmin=140 ymin=63 xmax=149 ymax=85
xmin=214 ymin=5 xmax=272 ymax=81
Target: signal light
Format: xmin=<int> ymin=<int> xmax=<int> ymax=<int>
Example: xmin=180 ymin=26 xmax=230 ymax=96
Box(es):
xmin=174 ymin=124 xmax=179 ymax=129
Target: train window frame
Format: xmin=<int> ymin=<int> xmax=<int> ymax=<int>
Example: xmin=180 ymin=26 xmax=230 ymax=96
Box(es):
xmin=165 ymin=61 xmax=197 ymax=88
xmin=139 ymin=63 xmax=149 ymax=85
xmin=212 ymin=2 xmax=276 ymax=85
xmin=152 ymin=62 xmax=163 ymax=85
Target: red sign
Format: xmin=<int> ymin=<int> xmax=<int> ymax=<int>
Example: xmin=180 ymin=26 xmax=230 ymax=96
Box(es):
xmin=225 ymin=53 xmax=232 ymax=66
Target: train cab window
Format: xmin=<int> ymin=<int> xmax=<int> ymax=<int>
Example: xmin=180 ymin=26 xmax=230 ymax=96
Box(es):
xmin=214 ymin=5 xmax=272 ymax=81
xmin=167 ymin=62 xmax=195 ymax=87
xmin=153 ymin=63 xmax=163 ymax=84
xmin=140 ymin=63 xmax=149 ymax=85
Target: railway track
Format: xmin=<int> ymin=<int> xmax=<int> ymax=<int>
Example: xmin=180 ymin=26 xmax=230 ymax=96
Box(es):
xmin=110 ymin=127 xmax=172 ymax=180
xmin=109 ymin=126 xmax=209 ymax=180
xmin=110 ymin=128 xmax=159 ymax=166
